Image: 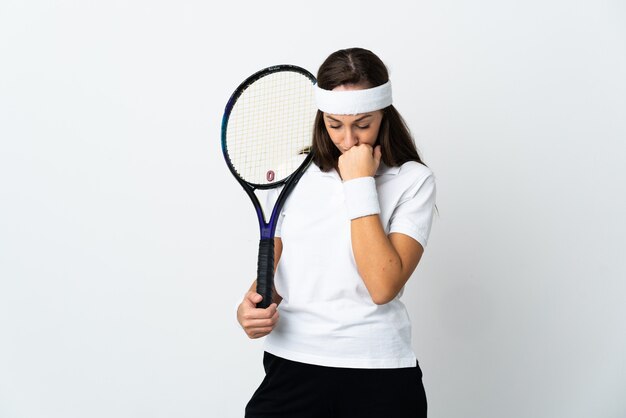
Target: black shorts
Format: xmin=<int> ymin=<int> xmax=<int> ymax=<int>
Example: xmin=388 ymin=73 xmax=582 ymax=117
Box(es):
xmin=245 ymin=351 xmax=427 ymax=418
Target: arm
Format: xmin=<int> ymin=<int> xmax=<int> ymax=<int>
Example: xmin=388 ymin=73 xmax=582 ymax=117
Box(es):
xmin=351 ymin=217 xmax=423 ymax=304
xmin=339 ymin=144 xmax=426 ymax=305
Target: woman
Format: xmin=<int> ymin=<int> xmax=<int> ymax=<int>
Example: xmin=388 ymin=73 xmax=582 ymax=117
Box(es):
xmin=237 ymin=47 xmax=436 ymax=417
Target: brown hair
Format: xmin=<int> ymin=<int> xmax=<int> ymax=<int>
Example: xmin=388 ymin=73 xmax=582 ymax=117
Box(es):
xmin=312 ymin=48 xmax=428 ymax=172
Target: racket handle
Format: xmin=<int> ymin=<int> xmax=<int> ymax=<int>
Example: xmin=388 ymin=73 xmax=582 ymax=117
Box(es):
xmin=256 ymin=238 xmax=275 ymax=309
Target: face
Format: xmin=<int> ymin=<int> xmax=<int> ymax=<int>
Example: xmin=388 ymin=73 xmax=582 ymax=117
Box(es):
xmin=322 ymin=84 xmax=384 ymax=154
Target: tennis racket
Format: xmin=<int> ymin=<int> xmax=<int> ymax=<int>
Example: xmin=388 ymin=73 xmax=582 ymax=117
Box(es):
xmin=221 ymin=65 xmax=317 ymax=309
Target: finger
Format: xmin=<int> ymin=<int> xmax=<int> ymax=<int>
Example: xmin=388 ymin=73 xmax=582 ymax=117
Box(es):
xmin=243 ymin=316 xmax=278 ymax=328
xmin=244 ymin=291 xmax=263 ymax=306
xmin=241 ymin=304 xmax=277 ymax=321
xmin=253 ymin=309 xmax=279 ymax=327
xmin=247 ymin=325 xmax=275 ymax=338
xmin=256 ymin=303 xmax=277 ymax=316
xmin=249 ymin=330 xmax=271 ymax=339
xmin=264 ymin=311 xmax=280 ymax=327
xmin=374 ymin=145 xmax=382 ymax=162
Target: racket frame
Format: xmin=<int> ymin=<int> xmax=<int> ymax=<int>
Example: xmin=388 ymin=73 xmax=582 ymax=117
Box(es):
xmin=221 ymin=65 xmax=316 ymax=307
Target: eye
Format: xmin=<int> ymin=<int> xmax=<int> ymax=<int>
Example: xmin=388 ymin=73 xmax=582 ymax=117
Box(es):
xmin=356 ymin=125 xmax=370 ymax=129
xmin=329 ymin=125 xmax=341 ymax=129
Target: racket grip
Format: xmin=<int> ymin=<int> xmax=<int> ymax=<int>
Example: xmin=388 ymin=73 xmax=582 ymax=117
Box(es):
xmin=256 ymin=238 xmax=275 ymax=309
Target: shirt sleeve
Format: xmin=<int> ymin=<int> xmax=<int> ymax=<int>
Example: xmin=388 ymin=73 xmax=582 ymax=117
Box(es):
xmin=388 ymin=172 xmax=437 ymax=248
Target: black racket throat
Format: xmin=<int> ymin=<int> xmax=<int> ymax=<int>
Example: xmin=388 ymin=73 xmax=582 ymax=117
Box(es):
xmin=240 ymin=152 xmax=313 ymax=236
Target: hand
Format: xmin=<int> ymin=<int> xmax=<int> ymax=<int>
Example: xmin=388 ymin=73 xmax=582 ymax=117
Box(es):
xmin=237 ymin=291 xmax=280 ymax=339
xmin=338 ymin=144 xmax=382 ymax=181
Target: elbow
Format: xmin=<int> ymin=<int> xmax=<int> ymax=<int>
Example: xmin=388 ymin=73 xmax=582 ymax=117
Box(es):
xmin=370 ymin=289 xmax=398 ymax=305
xmin=364 ymin=271 xmax=404 ymax=306
xmin=362 ymin=272 xmax=404 ymax=305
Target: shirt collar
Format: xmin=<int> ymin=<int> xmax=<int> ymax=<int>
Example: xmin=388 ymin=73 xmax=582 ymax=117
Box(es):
xmin=375 ymin=162 xmax=400 ymax=177
xmin=312 ymin=161 xmax=400 ymax=178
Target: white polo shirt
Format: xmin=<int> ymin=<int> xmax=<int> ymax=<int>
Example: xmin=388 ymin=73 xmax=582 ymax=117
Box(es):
xmin=264 ymin=160 xmax=436 ymax=369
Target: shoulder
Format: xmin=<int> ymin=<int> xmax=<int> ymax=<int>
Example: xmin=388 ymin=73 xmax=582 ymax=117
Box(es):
xmin=378 ymin=161 xmax=434 ymax=191
xmin=396 ymin=161 xmax=434 ymax=182
xmin=397 ymin=161 xmax=435 ymax=194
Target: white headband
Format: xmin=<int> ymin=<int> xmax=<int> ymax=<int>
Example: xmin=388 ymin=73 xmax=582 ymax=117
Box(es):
xmin=314 ymin=81 xmax=393 ymax=115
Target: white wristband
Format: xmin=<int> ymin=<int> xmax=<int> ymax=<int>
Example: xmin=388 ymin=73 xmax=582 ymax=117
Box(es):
xmin=343 ymin=176 xmax=381 ymax=220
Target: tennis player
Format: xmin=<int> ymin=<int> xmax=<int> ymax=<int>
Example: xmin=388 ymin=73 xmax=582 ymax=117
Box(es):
xmin=237 ymin=47 xmax=437 ymax=418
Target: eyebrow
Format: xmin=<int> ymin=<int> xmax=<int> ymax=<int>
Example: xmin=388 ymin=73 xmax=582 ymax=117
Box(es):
xmin=325 ymin=114 xmax=374 ymax=123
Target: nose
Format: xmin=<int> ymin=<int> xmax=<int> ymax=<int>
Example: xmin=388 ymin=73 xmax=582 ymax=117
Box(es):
xmin=343 ymin=128 xmax=358 ymax=149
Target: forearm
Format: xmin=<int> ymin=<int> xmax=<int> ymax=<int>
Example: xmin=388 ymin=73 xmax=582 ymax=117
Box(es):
xmin=351 ymin=215 xmax=405 ymax=304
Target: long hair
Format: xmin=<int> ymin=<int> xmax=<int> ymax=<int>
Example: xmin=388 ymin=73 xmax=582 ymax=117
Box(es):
xmin=312 ymin=48 xmax=428 ymax=172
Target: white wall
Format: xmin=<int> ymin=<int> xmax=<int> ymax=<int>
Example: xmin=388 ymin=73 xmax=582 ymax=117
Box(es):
xmin=1 ymin=1 xmax=625 ymax=417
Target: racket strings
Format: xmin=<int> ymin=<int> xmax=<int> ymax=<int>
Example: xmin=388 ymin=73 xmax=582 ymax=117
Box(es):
xmin=226 ymin=71 xmax=316 ymax=185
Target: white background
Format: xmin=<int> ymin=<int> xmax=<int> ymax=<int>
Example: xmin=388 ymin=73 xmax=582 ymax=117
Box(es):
xmin=1 ymin=1 xmax=625 ymax=417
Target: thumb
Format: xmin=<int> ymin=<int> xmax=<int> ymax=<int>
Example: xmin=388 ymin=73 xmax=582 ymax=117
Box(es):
xmin=245 ymin=292 xmax=263 ymax=306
